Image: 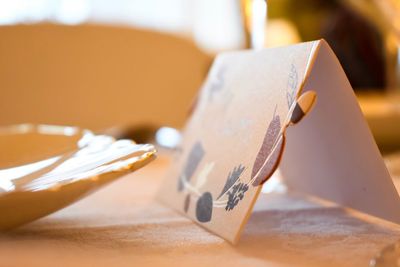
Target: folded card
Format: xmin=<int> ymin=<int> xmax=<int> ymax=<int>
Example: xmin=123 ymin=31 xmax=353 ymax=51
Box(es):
xmin=158 ymin=40 xmax=400 ymax=243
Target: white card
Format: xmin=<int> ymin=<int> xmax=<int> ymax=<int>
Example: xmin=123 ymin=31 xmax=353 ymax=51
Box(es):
xmin=158 ymin=40 xmax=400 ymax=243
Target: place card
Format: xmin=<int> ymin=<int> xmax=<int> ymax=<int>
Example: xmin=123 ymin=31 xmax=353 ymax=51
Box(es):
xmin=158 ymin=40 xmax=400 ymax=243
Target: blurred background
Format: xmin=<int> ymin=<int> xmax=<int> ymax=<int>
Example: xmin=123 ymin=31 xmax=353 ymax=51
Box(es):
xmin=0 ymin=0 xmax=399 ymax=160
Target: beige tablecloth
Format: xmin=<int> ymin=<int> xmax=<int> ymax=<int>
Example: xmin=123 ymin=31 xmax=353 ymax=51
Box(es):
xmin=1 ymin=155 xmax=399 ymax=267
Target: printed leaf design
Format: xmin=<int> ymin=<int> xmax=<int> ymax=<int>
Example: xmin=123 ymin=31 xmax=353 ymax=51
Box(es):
xmin=217 ymin=164 xmax=245 ymax=199
xmin=286 ymin=64 xmax=298 ymax=108
xmin=251 ymin=135 xmax=284 ymax=186
xmin=194 ymin=162 xmax=215 ymax=190
xmin=196 ymin=192 xmax=213 ymax=222
xmin=225 ymin=182 xmax=249 ymax=211
xmin=177 ymin=141 xmax=205 ymax=191
xmin=251 ymin=111 xmax=281 ymax=184
xmin=184 ymin=194 xmax=191 ymax=213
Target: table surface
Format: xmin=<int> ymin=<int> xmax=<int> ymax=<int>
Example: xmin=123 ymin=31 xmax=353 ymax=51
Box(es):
xmin=1 ymin=154 xmax=400 ymax=267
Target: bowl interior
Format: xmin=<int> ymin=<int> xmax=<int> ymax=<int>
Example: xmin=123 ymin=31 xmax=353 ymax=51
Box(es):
xmin=0 ymin=125 xmax=85 ymax=170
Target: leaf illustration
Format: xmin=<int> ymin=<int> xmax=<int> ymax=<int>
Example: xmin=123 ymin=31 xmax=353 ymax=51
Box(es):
xmin=286 ymin=63 xmax=298 ymax=108
xmin=252 ymin=135 xmax=285 ymax=186
xmin=183 ymin=194 xmax=191 ymax=213
xmin=196 ymin=192 xmax=213 ymax=222
xmin=251 ymin=111 xmax=281 ymax=180
xmin=194 ymin=162 xmax=215 ymax=190
xmin=225 ymin=182 xmax=249 ymax=211
xmin=217 ymin=164 xmax=245 ymax=199
xmin=177 ymin=141 xmax=205 ymax=191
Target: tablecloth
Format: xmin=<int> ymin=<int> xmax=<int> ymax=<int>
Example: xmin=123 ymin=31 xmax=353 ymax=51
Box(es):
xmin=1 ymin=155 xmax=400 ymax=267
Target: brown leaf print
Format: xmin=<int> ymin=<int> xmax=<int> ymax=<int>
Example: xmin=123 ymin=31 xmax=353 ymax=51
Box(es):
xmin=252 ymin=135 xmax=285 ymax=186
xmin=251 ymin=110 xmax=281 ymax=181
xmin=183 ymin=194 xmax=191 ymax=213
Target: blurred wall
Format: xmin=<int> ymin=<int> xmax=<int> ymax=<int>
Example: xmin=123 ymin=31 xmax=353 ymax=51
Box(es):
xmin=0 ymin=24 xmax=212 ymax=131
xmin=0 ymin=0 xmax=246 ymax=53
